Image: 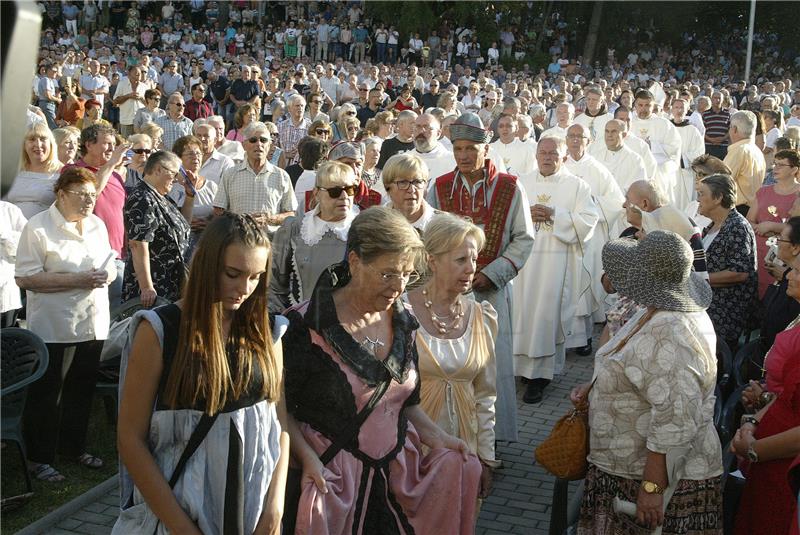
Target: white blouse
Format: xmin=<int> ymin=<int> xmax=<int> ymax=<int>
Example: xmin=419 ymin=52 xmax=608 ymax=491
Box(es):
xmin=4 ymin=171 xmax=59 ymax=219
xmin=15 ymin=204 xmax=116 ymax=343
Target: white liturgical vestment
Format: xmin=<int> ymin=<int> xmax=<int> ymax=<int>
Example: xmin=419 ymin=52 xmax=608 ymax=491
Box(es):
xmin=413 ymin=143 xmax=457 ymax=183
xmin=672 ymin=120 xmax=706 ymax=212
xmin=490 ymin=138 xmax=537 ymax=176
xmin=587 ymin=142 xmax=649 ymax=193
xmin=630 ymin=114 xmax=682 ymax=204
xmin=624 ymin=134 xmax=658 ymax=179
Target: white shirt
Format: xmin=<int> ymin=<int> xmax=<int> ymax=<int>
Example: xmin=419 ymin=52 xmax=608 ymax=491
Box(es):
xmin=490 ymin=138 xmax=537 ymax=176
xmin=199 ymin=150 xmax=236 ymax=184
xmin=15 ymin=204 xmax=116 ymax=342
xmin=113 ymin=77 xmax=147 ymax=125
xmin=0 ymin=202 xmax=27 ymax=313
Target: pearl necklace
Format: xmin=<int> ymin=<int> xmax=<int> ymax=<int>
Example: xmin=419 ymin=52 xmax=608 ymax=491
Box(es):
xmin=422 ymin=286 xmax=464 ymax=334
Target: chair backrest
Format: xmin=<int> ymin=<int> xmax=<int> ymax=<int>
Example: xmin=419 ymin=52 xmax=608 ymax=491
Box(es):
xmin=733 ymin=339 xmax=766 ymax=387
xmin=1 ymin=328 xmax=49 ymax=422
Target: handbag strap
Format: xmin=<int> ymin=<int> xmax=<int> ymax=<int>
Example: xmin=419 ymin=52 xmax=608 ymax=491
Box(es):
xmin=319 ymin=377 xmax=391 ymax=465
xmin=167 ymin=412 xmax=219 ymax=488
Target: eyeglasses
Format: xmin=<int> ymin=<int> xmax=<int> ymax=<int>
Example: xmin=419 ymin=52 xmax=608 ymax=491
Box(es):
xmin=247 ymin=136 xmax=270 ymax=144
xmin=64 ymin=189 xmax=97 ymax=201
xmin=774 ymin=238 xmax=792 ymax=244
xmin=132 ymin=148 xmax=152 ymax=155
xmin=315 ymin=129 xmax=331 ymax=135
xmin=392 ymin=179 xmax=427 ymax=190
xmin=170 ymin=101 xmax=185 ymax=107
xmin=182 ymin=151 xmax=202 ymax=158
xmin=364 ymin=263 xmax=420 ymax=286
xmin=566 ymin=134 xmax=589 ymax=140
xmin=774 ymin=163 xmax=797 ymax=169
xmin=160 ymin=164 xmax=179 ymax=176
xmin=317 ymin=184 xmax=358 ymax=198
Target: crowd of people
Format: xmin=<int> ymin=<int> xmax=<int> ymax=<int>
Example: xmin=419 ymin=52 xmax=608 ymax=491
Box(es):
xmin=2 ymin=1 xmax=800 ymax=534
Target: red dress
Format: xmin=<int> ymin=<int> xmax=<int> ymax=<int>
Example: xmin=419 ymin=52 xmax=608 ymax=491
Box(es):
xmin=754 ymin=185 xmax=797 ymax=298
xmin=734 ymin=323 xmax=800 ymax=535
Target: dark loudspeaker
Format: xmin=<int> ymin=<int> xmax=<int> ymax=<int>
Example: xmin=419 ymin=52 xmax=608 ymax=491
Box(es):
xmin=1 ymin=2 xmax=42 ymax=197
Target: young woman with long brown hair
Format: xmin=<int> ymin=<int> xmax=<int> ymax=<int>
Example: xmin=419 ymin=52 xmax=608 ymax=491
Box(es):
xmin=114 ymin=213 xmax=289 ymax=535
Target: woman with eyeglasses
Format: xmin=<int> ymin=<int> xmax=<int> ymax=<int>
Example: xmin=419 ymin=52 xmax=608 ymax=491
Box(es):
xmin=122 ymin=150 xmax=193 ymax=308
xmin=124 ymin=133 xmax=153 ymax=190
xmin=15 ymin=167 xmax=117 ymax=482
xmin=308 ymin=118 xmax=332 ymax=142
xmin=282 ymin=206 xmax=481 ymax=535
xmin=169 ymin=136 xmax=219 ymax=259
xmin=383 ymin=152 xmax=437 ymax=231
xmin=270 ymin=161 xmax=358 ymax=313
xmin=747 ymin=149 xmax=800 ymax=298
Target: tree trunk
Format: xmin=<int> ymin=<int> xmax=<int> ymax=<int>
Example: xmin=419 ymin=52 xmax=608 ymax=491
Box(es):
xmin=583 ymin=1 xmax=604 ymax=65
xmin=535 ymin=0 xmax=554 ymax=54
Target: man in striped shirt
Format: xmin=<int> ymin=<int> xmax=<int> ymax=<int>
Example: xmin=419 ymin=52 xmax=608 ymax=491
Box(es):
xmin=155 ymin=93 xmax=194 ymax=151
xmin=702 ymin=91 xmax=730 ymax=160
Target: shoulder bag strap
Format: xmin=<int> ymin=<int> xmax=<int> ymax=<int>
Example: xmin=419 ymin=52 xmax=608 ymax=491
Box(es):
xmin=167 ymin=412 xmax=220 ymax=488
xmin=319 ymin=377 xmax=391 ymax=465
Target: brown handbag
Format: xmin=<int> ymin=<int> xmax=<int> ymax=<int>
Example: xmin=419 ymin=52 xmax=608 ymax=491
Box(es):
xmin=534 ymin=380 xmax=595 ymax=481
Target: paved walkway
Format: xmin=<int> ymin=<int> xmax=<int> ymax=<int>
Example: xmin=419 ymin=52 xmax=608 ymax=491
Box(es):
xmin=25 ymin=350 xmax=594 ymax=535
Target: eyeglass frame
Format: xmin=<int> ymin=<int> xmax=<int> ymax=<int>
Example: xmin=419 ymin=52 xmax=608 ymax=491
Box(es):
xmin=363 ymin=263 xmax=420 ymax=286
xmin=63 ymin=189 xmax=98 ymax=201
xmin=316 ymin=184 xmax=358 ymax=198
xmin=391 ymin=178 xmax=427 ymax=190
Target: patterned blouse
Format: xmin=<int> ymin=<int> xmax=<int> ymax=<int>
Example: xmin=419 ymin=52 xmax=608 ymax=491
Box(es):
xmin=588 ymin=308 xmax=723 ymax=481
xmin=703 ymin=209 xmax=757 ymax=343
xmin=122 ymin=180 xmax=190 ymax=303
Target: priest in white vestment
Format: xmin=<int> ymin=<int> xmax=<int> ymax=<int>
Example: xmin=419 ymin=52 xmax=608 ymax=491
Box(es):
xmin=412 ymin=113 xmax=457 ymax=183
xmin=613 ymin=106 xmax=658 ymax=178
xmin=545 ymin=102 xmax=574 ymax=138
xmin=670 ymin=98 xmax=706 ymax=212
xmin=490 ymin=114 xmax=536 ymax=176
xmin=512 ymin=135 xmax=598 ymax=404
xmin=565 ymin=124 xmax=625 ymax=324
xmin=630 ymin=90 xmax=683 ymax=205
xmin=573 ymin=87 xmax=612 ymax=143
xmin=587 ymin=119 xmax=649 ymax=192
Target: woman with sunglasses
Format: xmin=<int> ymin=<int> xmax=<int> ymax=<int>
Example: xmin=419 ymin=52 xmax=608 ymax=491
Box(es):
xmin=308 ymin=118 xmax=332 ymax=143
xmin=270 ymin=161 xmax=358 ymax=312
xmin=15 ymin=167 xmax=117 ymax=482
xmin=124 ymin=133 xmax=153 ymax=190
xmin=282 ymin=206 xmax=481 ymax=535
xmin=133 ymin=89 xmax=165 ymax=134
xmin=332 ymin=103 xmax=358 ymax=142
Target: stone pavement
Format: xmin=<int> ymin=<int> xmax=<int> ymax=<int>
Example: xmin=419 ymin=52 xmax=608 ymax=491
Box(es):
xmin=23 ymin=351 xmax=594 ymax=535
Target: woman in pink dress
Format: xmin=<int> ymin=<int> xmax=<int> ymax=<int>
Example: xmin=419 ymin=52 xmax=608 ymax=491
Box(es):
xmin=283 ymin=207 xmax=482 ymax=535
xmin=748 ymin=149 xmax=800 ymax=298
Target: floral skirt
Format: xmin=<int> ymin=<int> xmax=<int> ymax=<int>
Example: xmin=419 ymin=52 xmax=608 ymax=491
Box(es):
xmin=578 ymin=465 xmax=722 ymax=535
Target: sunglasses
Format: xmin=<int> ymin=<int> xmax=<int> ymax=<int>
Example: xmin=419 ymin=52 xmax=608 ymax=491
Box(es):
xmin=315 ymin=129 xmax=330 ymax=135
xmin=248 ymin=136 xmax=270 ymax=144
xmin=132 ymin=148 xmax=152 ymax=155
xmin=318 ymin=184 xmax=358 ymax=198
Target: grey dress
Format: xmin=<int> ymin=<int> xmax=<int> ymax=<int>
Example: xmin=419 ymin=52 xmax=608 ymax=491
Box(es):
xmin=112 ymin=306 xmax=285 ymax=534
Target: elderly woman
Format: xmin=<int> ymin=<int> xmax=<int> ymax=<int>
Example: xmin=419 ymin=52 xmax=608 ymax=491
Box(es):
xmin=372 ymin=110 xmax=396 ymax=139
xmin=122 ymin=151 xmax=192 ymax=307
xmin=15 ymin=167 xmax=117 ymax=482
xmin=76 ymin=99 xmax=111 ymax=130
xmin=123 ymin=133 xmax=153 ymax=189
xmin=264 ymin=121 xmax=284 ymax=168
xmin=133 ymin=89 xmax=165 ymax=133
xmin=732 ymin=239 xmax=800 ymax=535
xmin=405 ymin=213 xmax=499 ymax=501
xmin=340 ymin=115 xmax=361 ymax=142
xmin=5 ymin=122 xmax=63 ymax=218
xmin=283 ymin=206 xmax=481 ymax=534
xmin=361 ymin=136 xmax=384 ymax=197
xmin=747 ymin=149 xmax=800 ymax=298
xmin=169 ymin=135 xmax=219 ymax=259
xmin=53 ymin=126 xmax=81 ymax=166
xmin=270 ymin=161 xmax=358 ymax=313
xmin=574 ymin=230 xmax=723 ymax=534
xmin=308 ymin=118 xmax=332 ymax=143
xmin=332 ymin=103 xmax=358 ymax=142
xmin=139 ymin=121 xmax=164 ymax=151
xmin=688 ymin=154 xmax=732 ymax=229
xmin=698 ymin=173 xmax=758 ymax=351
xmin=383 ymin=152 xmax=437 ymax=231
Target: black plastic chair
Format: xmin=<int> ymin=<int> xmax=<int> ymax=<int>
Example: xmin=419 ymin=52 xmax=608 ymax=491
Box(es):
xmin=732 ymin=339 xmax=766 ymax=387
xmin=721 ymin=442 xmax=745 ymax=535
xmin=717 ymin=384 xmax=748 ymax=447
xmin=713 ymin=383 xmax=724 ymax=433
xmin=716 ymin=338 xmax=734 ymax=400
xmin=96 ymin=296 xmax=170 ymax=424
xmin=1 ymin=328 xmax=49 ymax=509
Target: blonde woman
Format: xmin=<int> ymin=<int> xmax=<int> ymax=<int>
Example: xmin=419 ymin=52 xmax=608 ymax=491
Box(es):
xmin=332 ymin=103 xmax=358 ymax=141
xmin=53 ymin=126 xmax=81 ymax=166
xmin=115 ymin=213 xmax=289 ymax=534
xmin=405 ymin=213 xmax=499 ymax=502
xmin=382 ymin=152 xmax=436 ymax=231
xmin=6 ymin=123 xmax=64 ymax=218
xmin=340 ymin=115 xmax=361 ymax=142
xmin=139 ymin=121 xmax=164 ymax=150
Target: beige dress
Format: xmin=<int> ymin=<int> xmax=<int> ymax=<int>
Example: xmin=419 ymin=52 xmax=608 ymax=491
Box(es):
xmin=415 ymin=300 xmax=500 ymax=465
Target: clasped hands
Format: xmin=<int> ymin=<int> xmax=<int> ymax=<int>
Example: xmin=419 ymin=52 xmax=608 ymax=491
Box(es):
xmin=530 ymin=204 xmax=554 ymax=223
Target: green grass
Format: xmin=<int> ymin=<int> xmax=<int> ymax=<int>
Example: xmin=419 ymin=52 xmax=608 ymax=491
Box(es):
xmin=1 ymin=396 xmax=118 ymax=534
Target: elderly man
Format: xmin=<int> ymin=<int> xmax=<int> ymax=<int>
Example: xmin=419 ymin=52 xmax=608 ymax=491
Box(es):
xmin=513 ymin=135 xmax=598 ymax=403
xmin=587 ymin=119 xmax=649 ymax=192
xmin=613 ymin=106 xmax=657 ymax=178
xmin=184 ymin=83 xmax=213 ymax=121
xmin=80 ymin=59 xmax=110 ymax=107
xmin=207 ymin=115 xmax=244 ymax=162
xmin=630 ymin=90 xmax=682 ymax=205
xmin=213 ymin=122 xmax=297 ymax=235
xmin=723 ymin=110 xmax=766 ymax=215
xmin=427 ymin=112 xmax=534 ymax=441
xmin=193 ymin=120 xmax=235 ymax=184
xmin=517 ymin=114 xmax=539 ymax=149
xmin=548 ymin=102 xmax=574 ymax=137
xmin=670 ymin=98 xmax=706 ymax=212
xmin=411 ymin=113 xmax=457 ymax=182
xmin=377 ymin=110 xmax=416 ymax=168
xmin=565 ymin=124 xmax=626 ymax=323
xmin=157 ymin=61 xmax=184 ymax=107
xmin=278 ymin=94 xmax=311 ymax=165
xmin=490 ymin=114 xmax=536 ymax=176
xmin=155 ymin=92 xmax=194 ymax=151
xmin=573 ymin=86 xmax=612 ymax=143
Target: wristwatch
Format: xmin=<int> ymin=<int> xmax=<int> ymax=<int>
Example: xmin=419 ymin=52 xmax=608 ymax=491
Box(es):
xmin=747 ymin=443 xmax=760 ymax=463
xmin=740 ymin=415 xmax=759 ymax=427
xmin=641 ymin=480 xmax=665 ymax=494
